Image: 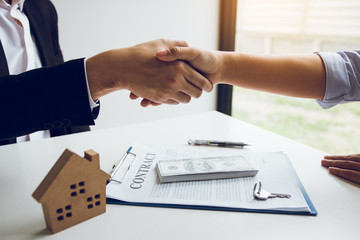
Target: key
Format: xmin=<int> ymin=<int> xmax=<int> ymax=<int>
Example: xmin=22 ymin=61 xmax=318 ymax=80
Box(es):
xmin=268 ymin=192 xmax=291 ymax=198
xmin=253 ymin=181 xmax=291 ymax=200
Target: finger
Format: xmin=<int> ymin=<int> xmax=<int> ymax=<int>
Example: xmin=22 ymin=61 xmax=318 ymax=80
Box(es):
xmin=143 ymin=99 xmax=178 ymax=106
xmin=162 ymin=99 xmax=180 ymax=105
xmin=130 ymin=93 xmax=161 ymax=107
xmin=182 ymin=63 xmax=213 ymax=93
xmin=324 ymin=154 xmax=360 ymax=162
xmin=170 ymin=91 xmax=192 ymax=104
xmin=179 ymin=78 xmax=203 ymax=99
xmin=328 ymin=167 xmax=360 ymax=185
xmin=150 ymin=102 xmax=162 ymax=106
xmin=321 ymin=160 xmax=360 ymax=171
xmin=140 ymin=101 xmax=151 ymax=107
xmin=156 ymin=47 xmax=202 ymax=62
xmin=129 ymin=92 xmax=139 ymax=100
xmin=140 ymin=99 xmax=153 ymax=107
xmin=140 ymin=99 xmax=162 ymax=107
xmin=167 ymin=39 xmax=189 ymax=48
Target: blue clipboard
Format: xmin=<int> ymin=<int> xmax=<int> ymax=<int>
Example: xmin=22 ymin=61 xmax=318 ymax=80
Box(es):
xmin=106 ymin=146 xmax=317 ymax=216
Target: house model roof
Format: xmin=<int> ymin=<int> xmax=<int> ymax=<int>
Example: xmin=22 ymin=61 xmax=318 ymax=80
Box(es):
xmin=33 ymin=149 xmax=109 ymax=203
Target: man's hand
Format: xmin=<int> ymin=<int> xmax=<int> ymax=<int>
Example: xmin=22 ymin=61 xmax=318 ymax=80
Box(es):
xmin=86 ymin=39 xmax=213 ymax=105
xmin=321 ymin=154 xmax=360 ymax=184
xmin=156 ymin=46 xmax=222 ymax=85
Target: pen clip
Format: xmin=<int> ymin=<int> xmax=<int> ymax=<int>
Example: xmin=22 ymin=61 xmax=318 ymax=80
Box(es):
xmin=109 ymin=147 xmax=136 ymax=184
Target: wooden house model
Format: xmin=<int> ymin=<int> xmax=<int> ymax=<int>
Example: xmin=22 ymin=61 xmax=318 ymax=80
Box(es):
xmin=32 ymin=149 xmax=110 ymax=234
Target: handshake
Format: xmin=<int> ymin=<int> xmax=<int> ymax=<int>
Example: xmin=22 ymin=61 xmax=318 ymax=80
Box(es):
xmin=86 ymin=39 xmax=222 ymax=107
xmin=87 ymin=37 xmax=326 ymax=107
xmin=88 ymin=42 xmax=360 ymax=186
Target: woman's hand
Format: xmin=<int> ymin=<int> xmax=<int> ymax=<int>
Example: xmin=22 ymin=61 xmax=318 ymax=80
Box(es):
xmin=321 ymin=154 xmax=360 ymax=184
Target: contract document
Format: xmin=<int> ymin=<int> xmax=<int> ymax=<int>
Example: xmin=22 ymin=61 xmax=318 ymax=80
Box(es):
xmin=106 ymin=144 xmax=317 ymax=215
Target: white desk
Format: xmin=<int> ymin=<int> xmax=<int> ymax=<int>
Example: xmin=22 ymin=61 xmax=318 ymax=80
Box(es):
xmin=1 ymin=111 xmax=359 ymax=240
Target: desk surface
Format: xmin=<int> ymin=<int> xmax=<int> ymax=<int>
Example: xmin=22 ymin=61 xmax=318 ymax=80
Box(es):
xmin=1 ymin=111 xmax=359 ymax=240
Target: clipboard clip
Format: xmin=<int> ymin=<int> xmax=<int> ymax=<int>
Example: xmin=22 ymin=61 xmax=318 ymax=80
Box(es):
xmin=109 ymin=147 xmax=136 ymax=184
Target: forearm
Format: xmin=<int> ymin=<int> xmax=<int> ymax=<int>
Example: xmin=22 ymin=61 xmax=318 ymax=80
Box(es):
xmin=218 ymin=52 xmax=326 ymax=99
xmin=86 ymin=49 xmax=126 ymax=101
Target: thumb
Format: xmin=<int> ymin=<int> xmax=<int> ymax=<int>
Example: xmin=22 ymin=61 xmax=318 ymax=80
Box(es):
xmin=156 ymin=47 xmax=201 ymax=62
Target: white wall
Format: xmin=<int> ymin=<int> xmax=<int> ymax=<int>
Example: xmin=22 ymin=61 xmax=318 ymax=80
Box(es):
xmin=51 ymin=0 xmax=219 ymax=130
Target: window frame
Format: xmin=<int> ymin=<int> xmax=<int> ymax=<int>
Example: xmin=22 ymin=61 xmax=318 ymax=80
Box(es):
xmin=217 ymin=0 xmax=238 ymax=115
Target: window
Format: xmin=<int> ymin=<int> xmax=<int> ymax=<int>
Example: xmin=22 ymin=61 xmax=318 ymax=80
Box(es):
xmin=87 ymin=194 xmax=101 ymax=209
xmin=232 ymin=0 xmax=360 ymax=154
xmin=69 ymin=181 xmax=86 ymax=197
xmin=56 ymin=205 xmax=72 ymax=221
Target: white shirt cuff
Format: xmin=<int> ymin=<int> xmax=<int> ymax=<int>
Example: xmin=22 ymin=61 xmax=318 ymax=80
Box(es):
xmin=83 ymin=58 xmax=100 ymax=111
xmin=315 ymin=52 xmax=350 ymax=109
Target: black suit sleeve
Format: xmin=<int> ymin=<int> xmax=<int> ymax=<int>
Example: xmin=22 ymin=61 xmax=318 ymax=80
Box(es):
xmin=0 ymin=58 xmax=96 ymax=141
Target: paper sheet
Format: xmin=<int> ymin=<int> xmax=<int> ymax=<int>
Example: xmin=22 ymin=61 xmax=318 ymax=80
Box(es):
xmin=106 ymin=144 xmax=310 ymax=212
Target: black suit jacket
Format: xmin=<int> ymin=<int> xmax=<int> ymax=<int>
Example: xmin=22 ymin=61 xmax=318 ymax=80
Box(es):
xmin=0 ymin=0 xmax=99 ymax=144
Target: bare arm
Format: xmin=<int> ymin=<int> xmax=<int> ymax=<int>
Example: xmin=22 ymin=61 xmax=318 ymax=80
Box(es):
xmin=156 ymin=47 xmax=326 ymax=99
xmin=220 ymin=52 xmax=326 ymax=99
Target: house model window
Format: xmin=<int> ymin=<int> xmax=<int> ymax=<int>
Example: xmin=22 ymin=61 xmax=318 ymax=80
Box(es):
xmin=32 ymin=149 xmax=110 ymax=234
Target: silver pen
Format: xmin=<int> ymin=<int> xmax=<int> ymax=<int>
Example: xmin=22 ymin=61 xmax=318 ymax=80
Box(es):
xmin=188 ymin=139 xmax=250 ymax=148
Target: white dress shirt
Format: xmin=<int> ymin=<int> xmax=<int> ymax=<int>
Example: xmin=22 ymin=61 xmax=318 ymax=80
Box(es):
xmin=0 ymin=0 xmax=98 ymax=142
xmin=0 ymin=0 xmax=41 ymax=74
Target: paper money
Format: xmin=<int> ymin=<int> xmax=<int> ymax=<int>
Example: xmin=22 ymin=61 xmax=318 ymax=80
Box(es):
xmin=156 ymin=155 xmax=258 ymax=183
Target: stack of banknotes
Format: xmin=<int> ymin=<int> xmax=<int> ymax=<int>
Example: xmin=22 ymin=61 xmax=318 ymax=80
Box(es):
xmin=156 ymin=156 xmax=258 ymax=183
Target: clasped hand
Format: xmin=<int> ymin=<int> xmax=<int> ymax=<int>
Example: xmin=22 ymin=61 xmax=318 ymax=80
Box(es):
xmin=87 ymin=39 xmax=213 ymax=106
xmin=130 ymin=42 xmax=221 ymax=107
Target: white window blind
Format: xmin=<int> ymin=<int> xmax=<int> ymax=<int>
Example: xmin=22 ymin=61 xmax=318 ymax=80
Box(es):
xmin=237 ymin=0 xmax=360 ymax=37
xmin=236 ymin=0 xmax=360 ymax=53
